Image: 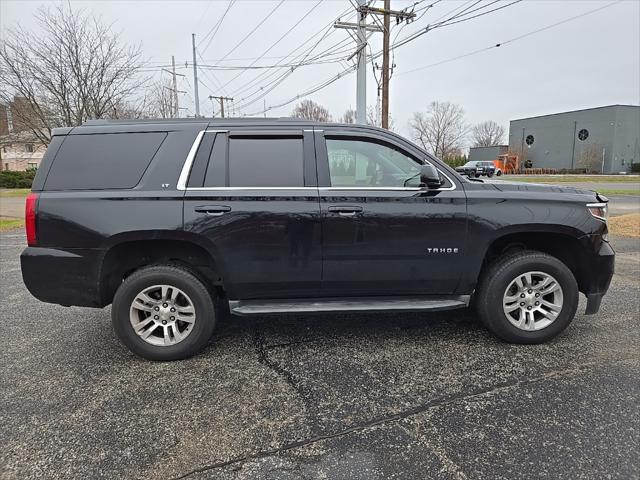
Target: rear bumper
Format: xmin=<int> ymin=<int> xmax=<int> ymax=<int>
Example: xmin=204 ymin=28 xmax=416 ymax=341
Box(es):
xmin=21 ymin=246 xmax=103 ymax=307
xmin=581 ymin=238 xmax=615 ymax=315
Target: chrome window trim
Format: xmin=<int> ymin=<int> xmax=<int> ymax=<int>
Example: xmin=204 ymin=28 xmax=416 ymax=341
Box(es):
xmin=176 ymin=129 xmax=227 ymax=191
xmin=183 ymin=187 xmax=319 ymax=191
xmin=177 ymin=129 xmax=457 ymax=192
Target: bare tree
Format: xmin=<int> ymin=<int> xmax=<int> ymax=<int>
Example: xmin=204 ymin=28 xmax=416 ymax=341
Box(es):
xmin=340 ymin=108 xmax=356 ymax=124
xmin=576 ymin=144 xmax=604 ymax=173
xmin=409 ymin=101 xmax=468 ymax=159
xmin=472 ymin=120 xmax=506 ymax=147
xmin=145 ymin=80 xmax=176 ymax=119
xmin=0 ymin=4 xmax=145 ymax=144
xmin=291 ymin=99 xmax=332 ymax=122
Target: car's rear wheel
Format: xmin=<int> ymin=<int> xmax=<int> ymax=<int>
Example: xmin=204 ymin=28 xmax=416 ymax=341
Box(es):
xmin=487 ymin=171 xmax=494 ymax=178
xmin=475 ymin=250 xmax=578 ymax=343
xmin=112 ymin=265 xmax=216 ymax=361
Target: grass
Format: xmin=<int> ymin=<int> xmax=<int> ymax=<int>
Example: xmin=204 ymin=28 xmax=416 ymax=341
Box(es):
xmin=505 ymin=175 xmax=639 ymax=183
xmin=596 ymin=189 xmax=640 ymax=197
xmin=0 ymin=188 xmax=31 ymax=198
xmin=0 ymin=217 xmax=24 ymax=231
xmin=608 ymin=213 xmax=640 ymax=238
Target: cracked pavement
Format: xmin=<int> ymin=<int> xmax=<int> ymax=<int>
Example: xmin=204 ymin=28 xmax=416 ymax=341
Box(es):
xmin=0 ymin=230 xmax=638 ymax=479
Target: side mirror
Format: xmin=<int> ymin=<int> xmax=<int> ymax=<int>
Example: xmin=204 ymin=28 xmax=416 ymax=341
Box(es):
xmin=420 ymin=164 xmax=442 ymax=189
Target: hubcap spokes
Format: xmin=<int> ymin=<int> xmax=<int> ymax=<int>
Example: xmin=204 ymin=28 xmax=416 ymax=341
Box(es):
xmin=502 ymin=271 xmax=563 ymax=331
xmin=130 ymin=285 xmax=196 ymax=346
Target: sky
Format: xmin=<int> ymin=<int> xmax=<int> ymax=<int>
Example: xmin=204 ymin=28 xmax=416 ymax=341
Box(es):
xmin=1 ymin=0 xmax=639 ymax=142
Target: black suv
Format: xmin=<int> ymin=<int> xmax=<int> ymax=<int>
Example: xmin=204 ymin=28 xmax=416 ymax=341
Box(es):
xmin=21 ymin=119 xmax=614 ymax=360
xmin=455 ymin=161 xmax=496 ymax=178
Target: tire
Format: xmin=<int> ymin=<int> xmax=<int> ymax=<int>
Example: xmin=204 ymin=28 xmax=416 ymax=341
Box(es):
xmin=475 ymin=250 xmax=578 ymax=344
xmin=468 ymin=170 xmax=475 ymax=178
xmin=487 ymin=171 xmax=494 ymax=178
xmin=112 ymin=265 xmax=216 ymax=361
xmin=496 ymin=170 xmax=502 ymax=176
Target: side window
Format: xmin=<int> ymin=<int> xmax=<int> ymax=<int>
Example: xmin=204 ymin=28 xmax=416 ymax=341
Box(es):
xmin=228 ymin=136 xmax=304 ymax=187
xmin=203 ymin=133 xmax=226 ymax=188
xmin=326 ymin=138 xmax=421 ymax=188
xmin=44 ymin=132 xmax=166 ymax=190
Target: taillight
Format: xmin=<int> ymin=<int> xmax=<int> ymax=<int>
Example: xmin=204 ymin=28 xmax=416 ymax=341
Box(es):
xmin=587 ymin=202 xmax=608 ymax=222
xmin=25 ymin=193 xmax=38 ymax=246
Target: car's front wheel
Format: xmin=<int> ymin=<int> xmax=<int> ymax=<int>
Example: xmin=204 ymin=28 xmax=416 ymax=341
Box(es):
xmin=475 ymin=250 xmax=578 ymax=343
xmin=112 ymin=265 xmax=216 ymax=361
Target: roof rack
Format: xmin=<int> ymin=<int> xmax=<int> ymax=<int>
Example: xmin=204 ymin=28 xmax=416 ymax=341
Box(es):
xmin=82 ymin=117 xmax=320 ymax=126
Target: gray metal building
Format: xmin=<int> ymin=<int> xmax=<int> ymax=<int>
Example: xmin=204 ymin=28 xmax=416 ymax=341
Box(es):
xmin=508 ymin=105 xmax=640 ymax=173
xmin=468 ymin=145 xmax=508 ymax=163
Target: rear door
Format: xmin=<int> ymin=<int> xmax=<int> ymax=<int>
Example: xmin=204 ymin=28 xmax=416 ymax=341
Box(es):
xmin=315 ymin=128 xmax=467 ymax=296
xmin=182 ymin=128 xmax=322 ymax=300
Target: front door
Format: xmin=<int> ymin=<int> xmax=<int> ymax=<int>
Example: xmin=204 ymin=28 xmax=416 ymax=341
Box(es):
xmin=315 ymin=129 xmax=467 ymax=296
xmin=183 ymin=128 xmax=322 ymax=300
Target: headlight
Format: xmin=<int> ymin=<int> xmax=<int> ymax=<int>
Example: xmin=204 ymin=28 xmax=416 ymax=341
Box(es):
xmin=587 ymin=202 xmax=608 ymax=222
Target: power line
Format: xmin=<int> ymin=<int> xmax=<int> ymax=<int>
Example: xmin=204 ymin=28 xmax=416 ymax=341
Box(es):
xmin=218 ymin=0 xmax=324 ymax=91
xmin=236 ymin=0 xmax=522 ymax=117
xmin=226 ymin=5 xmax=354 ymax=99
xmin=199 ymin=0 xmax=236 ymax=54
xmin=393 ymin=0 xmax=623 ymax=76
xmin=388 ymin=0 xmax=522 ymax=52
xmin=217 ymin=0 xmax=285 ymax=63
xmin=244 ymin=0 xmax=607 ymax=117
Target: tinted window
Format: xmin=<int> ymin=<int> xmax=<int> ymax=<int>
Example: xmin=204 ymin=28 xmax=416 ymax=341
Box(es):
xmin=45 ymin=132 xmax=166 ymax=190
xmin=187 ymin=132 xmax=216 ymax=188
xmin=326 ymin=138 xmax=421 ymax=187
xmin=228 ymin=137 xmax=303 ymax=187
xmin=203 ymin=133 xmax=227 ymax=188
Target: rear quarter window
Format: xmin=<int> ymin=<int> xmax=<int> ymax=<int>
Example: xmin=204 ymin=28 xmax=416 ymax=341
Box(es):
xmin=44 ymin=132 xmax=166 ymax=190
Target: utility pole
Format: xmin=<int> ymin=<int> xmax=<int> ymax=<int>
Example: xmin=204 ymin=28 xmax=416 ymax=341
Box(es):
xmin=162 ymin=57 xmax=185 ymax=118
xmin=209 ymin=95 xmax=234 ymax=118
xmin=171 ymin=56 xmax=179 ymax=118
xmin=356 ymin=0 xmax=367 ymax=125
xmin=335 ymin=1 xmax=414 ymax=127
xmin=191 ymin=33 xmax=200 ymax=117
xmin=381 ymin=0 xmax=391 ymax=130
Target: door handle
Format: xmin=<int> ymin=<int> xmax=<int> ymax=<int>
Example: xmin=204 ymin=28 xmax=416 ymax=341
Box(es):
xmin=194 ymin=205 xmax=232 ymax=216
xmin=328 ymin=205 xmax=363 ymax=216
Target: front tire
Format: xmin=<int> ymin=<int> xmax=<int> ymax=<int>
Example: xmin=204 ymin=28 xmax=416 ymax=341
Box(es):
xmin=475 ymin=251 xmax=578 ymax=344
xmin=112 ymin=265 xmax=216 ymax=361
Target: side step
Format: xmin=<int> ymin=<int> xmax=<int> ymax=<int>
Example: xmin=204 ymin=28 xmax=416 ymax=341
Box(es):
xmin=229 ymin=296 xmax=470 ymax=316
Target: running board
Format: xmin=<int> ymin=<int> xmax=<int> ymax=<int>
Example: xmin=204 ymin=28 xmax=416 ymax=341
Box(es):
xmin=229 ymin=296 xmax=470 ymax=316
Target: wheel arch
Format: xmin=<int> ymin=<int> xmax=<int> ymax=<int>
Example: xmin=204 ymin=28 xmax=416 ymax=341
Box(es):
xmin=98 ymin=232 xmax=227 ymax=306
xmin=478 ymin=227 xmax=592 ymax=295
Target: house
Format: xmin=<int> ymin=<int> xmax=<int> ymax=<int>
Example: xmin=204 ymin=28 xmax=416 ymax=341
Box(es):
xmin=0 ymin=96 xmax=46 ymax=171
xmin=1 ymin=132 xmax=46 ymax=171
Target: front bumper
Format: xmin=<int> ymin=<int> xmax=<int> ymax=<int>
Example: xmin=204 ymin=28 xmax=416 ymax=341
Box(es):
xmin=581 ymin=239 xmax=615 ymax=315
xmin=21 ymin=246 xmax=103 ymax=307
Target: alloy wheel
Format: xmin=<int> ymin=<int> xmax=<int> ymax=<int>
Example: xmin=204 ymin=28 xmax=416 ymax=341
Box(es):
xmin=129 ymin=284 xmax=196 ymax=346
xmin=502 ymin=271 xmax=564 ymax=331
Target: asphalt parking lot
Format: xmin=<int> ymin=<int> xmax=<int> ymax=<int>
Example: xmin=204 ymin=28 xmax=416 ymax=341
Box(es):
xmin=0 ymin=227 xmax=638 ymax=480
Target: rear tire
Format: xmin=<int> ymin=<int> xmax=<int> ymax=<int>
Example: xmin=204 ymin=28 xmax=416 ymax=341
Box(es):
xmin=475 ymin=250 xmax=578 ymax=344
xmin=112 ymin=265 xmax=216 ymax=361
